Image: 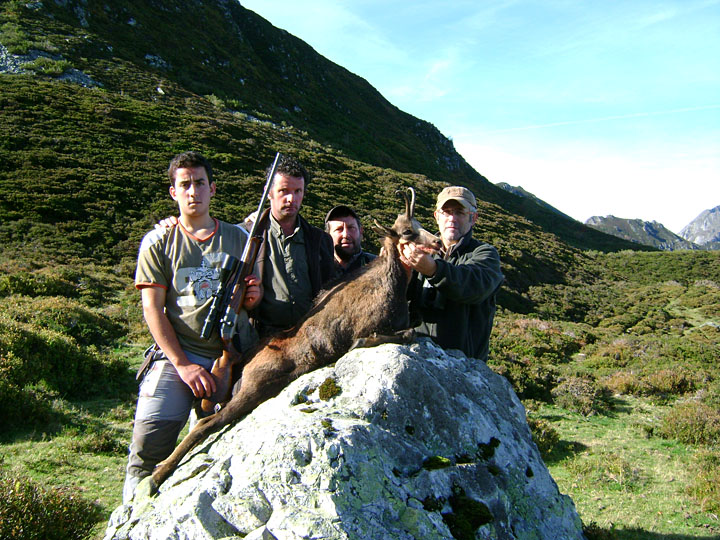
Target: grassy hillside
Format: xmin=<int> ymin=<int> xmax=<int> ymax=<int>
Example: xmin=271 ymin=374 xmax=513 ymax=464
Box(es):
xmin=492 ymin=250 xmax=720 ymax=538
xmin=0 ymin=1 xmax=718 ymax=539
xmin=0 ymin=0 xmax=645 ymax=253
xmin=0 ymin=73 xmax=595 ymax=314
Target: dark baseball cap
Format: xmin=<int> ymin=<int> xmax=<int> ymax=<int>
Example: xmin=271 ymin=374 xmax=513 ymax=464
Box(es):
xmin=324 ymin=205 xmax=360 ymax=225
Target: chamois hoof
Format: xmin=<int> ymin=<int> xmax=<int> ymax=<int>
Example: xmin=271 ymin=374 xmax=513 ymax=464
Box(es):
xmin=349 ymin=337 xmax=368 ymax=350
xmin=397 ymin=328 xmax=416 ymax=343
xmin=134 ymin=476 xmax=159 ymax=501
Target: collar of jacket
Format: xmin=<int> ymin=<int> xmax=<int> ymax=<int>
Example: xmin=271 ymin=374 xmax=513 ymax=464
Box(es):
xmin=440 ymin=229 xmax=474 ymax=259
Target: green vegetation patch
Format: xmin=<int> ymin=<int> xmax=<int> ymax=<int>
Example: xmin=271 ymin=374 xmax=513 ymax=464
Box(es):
xmin=422 ymin=456 xmax=452 ymax=470
xmin=551 ymin=375 xmax=613 ymax=416
xmin=0 ymin=469 xmax=101 ymax=540
xmin=318 ymin=377 xmax=341 ymax=401
xmin=526 ymin=416 xmax=560 ymax=458
xmin=657 ymin=401 xmax=720 ymax=446
xmin=441 ymin=485 xmax=493 ymax=540
xmin=566 ymin=450 xmax=645 ymax=493
xmin=687 ymin=450 xmax=720 ymax=514
xmin=24 ymin=56 xmax=71 ymax=76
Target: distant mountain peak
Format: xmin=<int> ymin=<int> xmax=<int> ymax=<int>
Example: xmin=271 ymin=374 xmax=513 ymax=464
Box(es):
xmin=585 ymin=215 xmax=699 ymax=251
xmin=679 ymin=205 xmax=720 ymax=246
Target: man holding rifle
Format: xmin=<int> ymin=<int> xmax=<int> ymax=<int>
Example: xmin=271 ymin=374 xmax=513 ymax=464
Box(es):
xmin=123 ymin=151 xmax=262 ymax=503
xmin=252 ymin=155 xmax=335 ymax=337
xmin=151 ymin=156 xmax=335 ymax=337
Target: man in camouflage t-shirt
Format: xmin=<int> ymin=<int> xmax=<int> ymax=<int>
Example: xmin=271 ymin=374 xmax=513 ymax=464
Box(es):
xmin=123 ymin=151 xmax=262 ymax=503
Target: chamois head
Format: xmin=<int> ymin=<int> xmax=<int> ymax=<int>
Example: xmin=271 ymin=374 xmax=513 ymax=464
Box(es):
xmin=373 ymin=187 xmax=441 ymax=250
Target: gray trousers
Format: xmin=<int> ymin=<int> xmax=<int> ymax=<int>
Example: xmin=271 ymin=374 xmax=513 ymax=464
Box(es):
xmin=123 ymin=350 xmax=213 ymax=503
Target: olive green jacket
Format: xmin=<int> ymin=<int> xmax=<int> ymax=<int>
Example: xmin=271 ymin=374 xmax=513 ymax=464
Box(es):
xmin=253 ymin=214 xmax=335 ymax=335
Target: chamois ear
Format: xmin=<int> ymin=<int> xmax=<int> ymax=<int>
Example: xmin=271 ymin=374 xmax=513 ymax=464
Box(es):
xmin=371 ymin=218 xmax=396 ymax=239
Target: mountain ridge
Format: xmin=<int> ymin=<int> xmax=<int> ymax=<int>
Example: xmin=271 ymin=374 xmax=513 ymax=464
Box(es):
xmin=496 ymin=182 xmax=575 ymax=221
xmin=585 ymin=214 xmax=720 ymax=252
xmin=585 ymin=215 xmax=699 ymax=251
xmin=496 ymin=180 xmax=719 ymax=252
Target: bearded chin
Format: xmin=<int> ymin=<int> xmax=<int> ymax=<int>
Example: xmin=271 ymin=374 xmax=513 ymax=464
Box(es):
xmin=335 ymin=244 xmax=358 ymax=262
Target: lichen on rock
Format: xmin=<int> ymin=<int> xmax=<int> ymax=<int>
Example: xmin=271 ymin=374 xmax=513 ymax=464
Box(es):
xmin=105 ymin=339 xmax=584 ymax=540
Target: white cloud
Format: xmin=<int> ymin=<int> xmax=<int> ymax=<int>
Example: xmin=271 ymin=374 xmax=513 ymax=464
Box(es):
xmin=455 ymin=138 xmax=719 ymax=233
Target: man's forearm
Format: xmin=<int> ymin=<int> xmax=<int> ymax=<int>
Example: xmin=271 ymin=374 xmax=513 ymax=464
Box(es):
xmin=143 ymin=305 xmax=191 ymax=369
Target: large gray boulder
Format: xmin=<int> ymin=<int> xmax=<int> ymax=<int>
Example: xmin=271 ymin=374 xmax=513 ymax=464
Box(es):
xmin=106 ymin=339 xmax=584 ymax=540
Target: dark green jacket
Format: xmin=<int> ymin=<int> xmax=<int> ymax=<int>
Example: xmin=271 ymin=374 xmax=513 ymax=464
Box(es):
xmin=408 ymin=230 xmax=504 ymax=361
xmin=332 ymin=250 xmax=377 ymax=280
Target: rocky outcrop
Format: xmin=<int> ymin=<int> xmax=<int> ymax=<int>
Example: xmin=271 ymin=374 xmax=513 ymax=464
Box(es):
xmin=105 ymin=340 xmax=584 ymax=540
xmin=680 ymin=206 xmax=720 ymax=247
xmin=0 ymin=44 xmax=100 ymax=87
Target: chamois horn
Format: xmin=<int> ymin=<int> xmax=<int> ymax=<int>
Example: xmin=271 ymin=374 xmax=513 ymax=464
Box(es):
xmin=396 ymin=186 xmax=416 ymax=218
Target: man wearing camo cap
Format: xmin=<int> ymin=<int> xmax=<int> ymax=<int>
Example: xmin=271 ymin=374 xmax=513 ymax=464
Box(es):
xmin=399 ymin=186 xmax=504 ymax=361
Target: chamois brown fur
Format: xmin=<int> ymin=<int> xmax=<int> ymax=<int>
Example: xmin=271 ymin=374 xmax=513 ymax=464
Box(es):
xmin=150 ymin=189 xmax=439 ymax=489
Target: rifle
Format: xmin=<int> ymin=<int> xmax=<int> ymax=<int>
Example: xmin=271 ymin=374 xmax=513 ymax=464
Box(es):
xmin=200 ymin=152 xmax=281 ymax=413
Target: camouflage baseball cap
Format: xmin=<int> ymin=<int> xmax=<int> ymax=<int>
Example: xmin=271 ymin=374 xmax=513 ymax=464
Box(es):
xmin=436 ymin=186 xmax=477 ymax=212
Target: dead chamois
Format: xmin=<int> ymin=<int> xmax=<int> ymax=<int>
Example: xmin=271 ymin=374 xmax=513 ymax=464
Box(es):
xmin=149 ymin=187 xmax=440 ymax=490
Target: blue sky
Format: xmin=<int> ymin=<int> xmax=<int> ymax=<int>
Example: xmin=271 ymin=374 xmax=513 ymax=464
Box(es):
xmin=240 ymin=1 xmax=720 ymax=232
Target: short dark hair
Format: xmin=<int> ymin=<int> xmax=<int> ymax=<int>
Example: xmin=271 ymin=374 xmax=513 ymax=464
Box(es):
xmin=168 ymin=151 xmax=213 ymax=186
xmin=269 ymin=154 xmax=311 ymax=186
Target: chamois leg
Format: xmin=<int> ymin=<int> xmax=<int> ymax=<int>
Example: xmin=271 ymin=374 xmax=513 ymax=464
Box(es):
xmin=150 ymin=349 xmax=300 ymax=489
xmin=350 ymin=328 xmax=415 ymax=350
xmin=151 ymin=413 xmax=223 ymax=487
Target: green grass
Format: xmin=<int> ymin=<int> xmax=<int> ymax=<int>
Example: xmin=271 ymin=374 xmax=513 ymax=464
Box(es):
xmin=0 ymin=398 xmax=135 ymax=539
xmin=540 ymin=399 xmax=720 ymax=538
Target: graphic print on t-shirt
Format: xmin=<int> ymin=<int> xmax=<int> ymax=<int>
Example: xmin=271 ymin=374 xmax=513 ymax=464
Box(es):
xmin=176 ymin=257 xmax=221 ymax=306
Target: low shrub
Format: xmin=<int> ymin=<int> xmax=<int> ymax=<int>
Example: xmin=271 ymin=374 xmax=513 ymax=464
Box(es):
xmin=602 ymin=370 xmax=643 ymax=396
xmin=25 ymin=57 xmax=71 ymax=76
xmin=643 ymin=368 xmax=700 ymax=397
xmin=69 ymin=428 xmax=127 ymax=455
xmin=0 ymin=314 xmax=134 ymax=432
xmin=492 ymin=318 xmax=588 ymax=364
xmin=0 ymin=21 xmax=31 ymax=54
xmin=657 ymin=401 xmax=720 ymax=446
xmin=0 ymin=470 xmax=101 ymax=540
xmin=701 ymin=381 xmax=720 ymax=409
xmin=526 ymin=416 xmax=559 ymax=457
xmin=0 ymin=262 xmax=128 ymax=308
xmin=2 ymin=295 xmax=126 ymax=348
xmin=0 ymin=314 xmax=132 ymax=396
xmin=488 ymin=357 xmax=557 ymax=403
xmin=585 ymin=335 xmax=719 ymax=381
xmin=0 ymin=271 xmax=77 ymax=299
xmin=687 ymin=450 xmax=720 ymax=513
xmin=603 ymin=368 xmax=703 ymax=402
xmin=552 ymin=375 xmax=612 ymax=416
xmin=0 ymin=379 xmax=61 ymax=433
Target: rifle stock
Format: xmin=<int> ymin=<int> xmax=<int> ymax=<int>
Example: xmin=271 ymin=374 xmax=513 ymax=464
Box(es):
xmin=200 ymin=153 xmax=281 ymax=412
